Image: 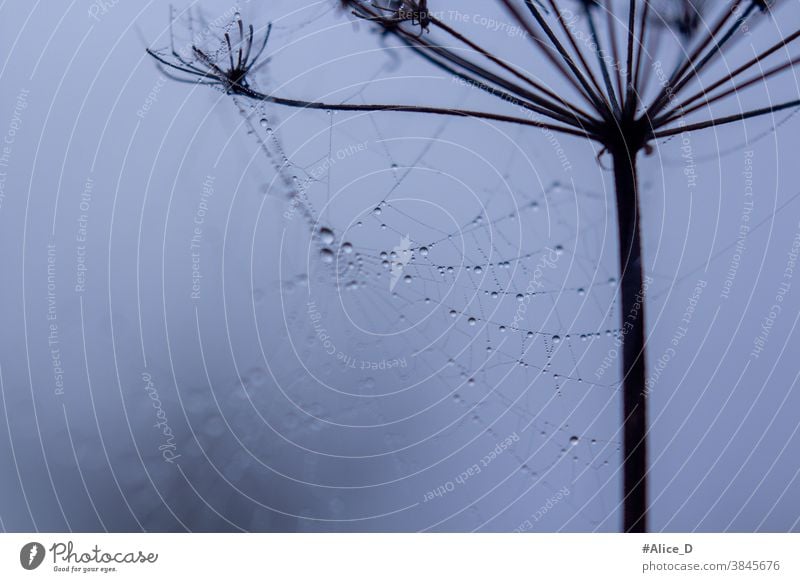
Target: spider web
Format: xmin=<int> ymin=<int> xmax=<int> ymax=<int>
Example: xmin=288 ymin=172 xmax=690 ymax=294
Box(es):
xmin=221 ymin=95 xmax=628 ymax=531
xmin=163 ymin=0 xmax=629 ymax=532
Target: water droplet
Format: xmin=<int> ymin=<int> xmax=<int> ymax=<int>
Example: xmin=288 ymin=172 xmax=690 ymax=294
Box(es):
xmin=342 ymin=242 xmax=353 ymax=254
xmin=404 ymin=274 xmax=412 ymax=284
xmin=373 ymin=207 xmax=382 ymax=216
xmin=555 ymin=245 xmax=564 ymax=255
xmin=419 ymin=246 xmax=429 ymax=257
xmin=319 ymin=248 xmax=335 ymax=263
xmin=259 ymin=118 xmax=269 ymax=128
xmin=499 ymin=325 xmax=506 ymax=332
xmin=449 ymin=310 xmax=457 ymax=318
xmin=569 ymin=436 xmax=579 ymax=446
xmin=474 ymin=266 xmax=483 ymax=275
xmin=491 ymin=291 xmax=498 ymax=299
xmin=516 ymin=293 xmax=524 ymax=302
xmin=526 ymin=331 xmax=534 ymax=339
xmin=319 ymin=227 xmax=335 ymax=245
xmin=552 ymin=335 xmax=561 ymax=344
xmin=577 ymin=287 xmax=585 ymax=296
xmin=468 ymin=317 xmax=476 ymax=326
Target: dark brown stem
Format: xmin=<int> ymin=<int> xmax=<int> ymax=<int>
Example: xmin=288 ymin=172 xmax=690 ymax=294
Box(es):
xmin=429 ymin=14 xmax=597 ymax=124
xmin=657 ymin=54 xmax=800 ymax=125
xmin=545 ymin=0 xmax=612 ymax=113
xmin=623 ymin=0 xmax=637 ymax=112
xmin=499 ymin=0 xmax=608 ymax=116
xmin=611 ymin=142 xmax=649 ymax=533
xmin=605 ymin=0 xmax=625 ymax=103
xmin=661 ymin=27 xmax=800 ymax=120
xmin=232 ymin=84 xmax=598 ymax=139
xmin=652 ymin=97 xmax=800 ymax=138
xmin=584 ymin=3 xmax=622 ymax=116
xmin=646 ymin=0 xmax=743 ymax=119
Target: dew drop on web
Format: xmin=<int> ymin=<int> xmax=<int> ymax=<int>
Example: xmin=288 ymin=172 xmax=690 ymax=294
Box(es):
xmin=319 ymin=248 xmax=335 ymax=263
xmin=319 ymin=227 xmax=335 ymax=245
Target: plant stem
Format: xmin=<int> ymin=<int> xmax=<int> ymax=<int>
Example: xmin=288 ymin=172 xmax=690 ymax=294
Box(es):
xmin=611 ymin=145 xmax=649 ymax=533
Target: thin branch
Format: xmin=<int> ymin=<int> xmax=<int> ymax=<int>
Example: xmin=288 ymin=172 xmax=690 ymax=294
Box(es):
xmin=146 ymin=48 xmax=217 ymax=80
xmin=636 ymin=21 xmax=663 ymax=103
xmin=631 ymin=0 xmax=651 ymax=107
xmin=545 ymin=0 xmax=614 ymax=115
xmin=662 ymin=26 xmax=800 ymax=118
xmin=666 ymin=1 xmax=759 ymax=100
xmin=604 ymin=0 xmax=626 ymax=104
xmin=498 ymin=0 xmax=609 ymax=117
xmin=241 ymin=85 xmax=599 ymax=139
xmin=520 ymin=0 xmax=611 ymax=116
xmin=377 ymin=27 xmax=597 ymax=129
xmin=657 ymin=54 xmax=800 ymax=124
xmin=652 ymin=97 xmax=800 ymax=138
xmin=584 ymin=2 xmax=622 ymax=116
xmin=623 ymin=0 xmax=637 ymax=113
xmin=398 ymin=25 xmax=595 ymax=127
xmin=428 ymin=13 xmax=598 ymax=124
xmin=646 ymin=0 xmax=743 ymax=118
xmin=351 ymin=2 xmax=598 ymax=128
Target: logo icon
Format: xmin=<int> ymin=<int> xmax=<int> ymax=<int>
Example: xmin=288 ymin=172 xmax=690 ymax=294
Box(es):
xmin=390 ymin=234 xmax=413 ymax=291
xmin=20 ymin=542 xmax=46 ymax=570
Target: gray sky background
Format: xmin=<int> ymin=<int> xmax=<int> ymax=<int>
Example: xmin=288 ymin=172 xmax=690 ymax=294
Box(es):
xmin=0 ymin=0 xmax=799 ymax=532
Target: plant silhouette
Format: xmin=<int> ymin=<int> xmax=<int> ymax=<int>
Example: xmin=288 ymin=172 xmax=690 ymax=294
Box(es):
xmin=149 ymin=0 xmax=800 ymax=532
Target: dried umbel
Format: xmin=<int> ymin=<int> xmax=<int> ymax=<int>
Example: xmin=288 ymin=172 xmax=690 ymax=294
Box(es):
xmin=149 ymin=0 xmax=800 ymax=532
xmin=147 ymin=8 xmax=271 ymax=94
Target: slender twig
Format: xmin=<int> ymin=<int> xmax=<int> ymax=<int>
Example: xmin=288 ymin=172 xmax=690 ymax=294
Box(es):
xmin=148 ymin=0 xmax=800 ymax=535
xmin=624 ymin=0 xmax=637 ymax=112
xmin=658 ymin=55 xmax=800 ymax=125
xmin=498 ymin=0 xmax=608 ymax=116
xmin=428 ymin=13 xmax=597 ymax=123
xmin=545 ymin=0 xmax=614 ymax=114
xmin=605 ymin=0 xmax=626 ymax=103
xmin=520 ymin=0 xmax=612 ymax=116
xmin=646 ymin=0 xmax=743 ymax=118
xmin=584 ymin=2 xmax=623 ymax=116
xmin=662 ymin=27 xmax=800 ymax=118
xmin=224 ymin=81 xmax=599 ymax=139
xmin=631 ymin=0 xmax=651 ymax=108
xmin=351 ymin=1 xmax=599 ymax=128
xmin=666 ymin=2 xmax=759 ymax=98
xmin=653 ymin=97 xmax=800 ymax=138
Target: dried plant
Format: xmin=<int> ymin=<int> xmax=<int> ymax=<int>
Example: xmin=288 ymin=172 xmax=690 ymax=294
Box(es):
xmin=149 ymin=0 xmax=800 ymax=532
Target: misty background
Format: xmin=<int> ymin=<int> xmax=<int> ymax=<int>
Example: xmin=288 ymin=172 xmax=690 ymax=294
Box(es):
xmin=0 ymin=0 xmax=799 ymax=532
